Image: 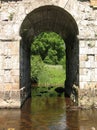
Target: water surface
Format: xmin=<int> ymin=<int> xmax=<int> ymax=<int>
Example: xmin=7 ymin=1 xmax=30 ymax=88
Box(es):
xmin=0 ymin=97 xmax=97 ymax=130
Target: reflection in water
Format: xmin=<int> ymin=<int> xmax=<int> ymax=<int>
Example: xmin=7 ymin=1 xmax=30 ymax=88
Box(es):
xmin=0 ymin=109 xmax=21 ymax=130
xmin=0 ymin=97 xmax=97 ymax=130
xmin=21 ymin=97 xmax=67 ymax=130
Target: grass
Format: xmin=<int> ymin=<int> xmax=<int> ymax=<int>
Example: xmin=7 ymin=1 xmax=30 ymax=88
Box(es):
xmin=38 ymin=64 xmax=66 ymax=87
xmin=32 ymin=64 xmax=66 ymax=97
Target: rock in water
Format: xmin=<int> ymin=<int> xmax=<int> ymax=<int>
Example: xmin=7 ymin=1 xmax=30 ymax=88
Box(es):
xmin=55 ymin=87 xmax=64 ymax=93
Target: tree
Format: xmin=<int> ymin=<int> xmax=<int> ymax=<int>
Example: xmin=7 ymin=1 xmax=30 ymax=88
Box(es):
xmin=58 ymin=56 xmax=66 ymax=69
xmin=31 ymin=32 xmax=65 ymax=65
xmin=30 ymin=55 xmax=44 ymax=83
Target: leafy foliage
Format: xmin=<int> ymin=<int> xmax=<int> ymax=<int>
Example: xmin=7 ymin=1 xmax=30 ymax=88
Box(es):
xmin=58 ymin=56 xmax=66 ymax=70
xmin=31 ymin=32 xmax=65 ymax=65
xmin=30 ymin=55 xmax=44 ymax=83
xmin=30 ymin=32 xmax=66 ymax=83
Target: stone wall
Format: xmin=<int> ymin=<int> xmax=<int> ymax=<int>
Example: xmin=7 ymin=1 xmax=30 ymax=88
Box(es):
xmin=79 ymin=39 xmax=97 ymax=108
xmin=0 ymin=0 xmax=97 ymax=108
xmin=77 ymin=1 xmax=97 ymax=108
xmin=0 ymin=40 xmax=20 ymax=108
xmin=79 ymin=40 xmax=97 ymax=89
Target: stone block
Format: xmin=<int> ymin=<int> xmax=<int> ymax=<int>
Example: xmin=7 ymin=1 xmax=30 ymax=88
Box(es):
xmin=0 ymin=43 xmax=4 ymax=55
xmin=90 ymin=75 xmax=95 ymax=82
xmin=90 ymin=0 xmax=97 ymax=7
xmin=12 ymin=55 xmax=19 ymax=69
xmin=12 ymin=76 xmax=19 ymax=83
xmin=85 ymin=61 xmax=91 ymax=68
xmin=3 ymin=91 xmax=10 ymax=100
xmin=80 ymin=69 xmax=88 ymax=75
xmin=95 ymin=41 xmax=97 ymax=47
xmin=83 ymin=82 xmax=96 ymax=89
xmin=0 ymin=76 xmax=4 ymax=83
xmin=89 ymin=82 xmax=96 ymax=88
xmin=3 ymin=24 xmax=14 ymax=37
xmin=12 ymin=83 xmax=19 ymax=90
xmin=80 ymin=75 xmax=85 ymax=82
xmin=80 ymin=48 xmax=87 ymax=54
xmin=95 ymin=69 xmax=97 ymax=75
xmin=79 ymin=61 xmax=85 ymax=68
xmin=4 ymin=57 xmax=12 ymax=69
xmin=4 ymin=83 xmax=12 ymax=91
xmin=95 ymin=62 xmax=97 ymax=67
xmin=1 ymin=11 xmax=9 ymax=21
xmin=88 ymin=48 xmax=95 ymax=54
xmin=95 ymin=83 xmax=97 ymax=88
xmin=13 ymin=24 xmax=20 ymax=35
xmin=79 ymin=55 xmax=88 ymax=61
xmin=80 ymin=75 xmax=90 ymax=82
xmin=95 ymin=75 xmax=97 ymax=80
xmin=8 ymin=42 xmax=19 ymax=55
xmin=11 ymin=69 xmax=19 ymax=76
xmin=3 ymin=44 xmax=11 ymax=57
xmin=11 ymin=90 xmax=20 ymax=100
xmin=90 ymin=61 xmax=95 ymax=68
xmin=4 ymin=70 xmax=12 ymax=83
xmin=89 ymin=69 xmax=95 ymax=81
xmin=0 ymin=91 xmax=4 ymax=99
xmin=0 ymin=56 xmax=4 ymax=69
xmin=0 ymin=70 xmax=4 ymax=75
xmin=79 ymin=41 xmax=86 ymax=47
xmin=0 ymin=84 xmax=4 ymax=90
xmin=95 ymin=55 xmax=97 ymax=61
xmin=80 ymin=69 xmax=83 ymax=75
xmin=79 ymin=82 xmax=87 ymax=89
xmin=80 ymin=47 xmax=95 ymax=55
xmin=95 ymin=48 xmax=97 ymax=54
xmin=86 ymin=41 xmax=95 ymax=47
xmin=83 ymin=84 xmax=89 ymax=89
xmin=84 ymin=69 xmax=96 ymax=82
xmin=88 ymin=55 xmax=95 ymax=61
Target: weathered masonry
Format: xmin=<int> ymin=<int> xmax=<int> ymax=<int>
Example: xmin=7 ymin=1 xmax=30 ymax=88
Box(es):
xmin=0 ymin=0 xmax=97 ymax=108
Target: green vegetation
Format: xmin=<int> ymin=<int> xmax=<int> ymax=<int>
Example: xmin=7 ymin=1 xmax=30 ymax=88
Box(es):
xmin=31 ymin=86 xmax=59 ymax=97
xmin=30 ymin=55 xmax=44 ymax=83
xmin=38 ymin=64 xmax=65 ymax=86
xmin=30 ymin=32 xmax=66 ymax=97
xmin=31 ymin=63 xmax=65 ymax=97
xmin=31 ymin=32 xmax=65 ymax=65
xmin=9 ymin=12 xmax=14 ymax=21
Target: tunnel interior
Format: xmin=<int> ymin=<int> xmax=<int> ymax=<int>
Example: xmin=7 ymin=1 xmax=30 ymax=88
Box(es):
xmin=20 ymin=5 xmax=79 ymax=98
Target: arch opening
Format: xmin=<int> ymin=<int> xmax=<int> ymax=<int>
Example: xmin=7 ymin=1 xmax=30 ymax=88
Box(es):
xmin=20 ymin=5 xmax=79 ymax=104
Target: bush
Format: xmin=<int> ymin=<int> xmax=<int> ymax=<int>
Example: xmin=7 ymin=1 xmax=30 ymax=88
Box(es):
xmin=58 ymin=56 xmax=66 ymax=69
xmin=30 ymin=55 xmax=44 ymax=83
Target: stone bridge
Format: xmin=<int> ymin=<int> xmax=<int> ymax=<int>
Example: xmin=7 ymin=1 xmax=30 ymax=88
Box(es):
xmin=0 ymin=0 xmax=97 ymax=108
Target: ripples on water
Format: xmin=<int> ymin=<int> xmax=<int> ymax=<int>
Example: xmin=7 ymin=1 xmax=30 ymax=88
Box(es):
xmin=0 ymin=96 xmax=97 ymax=130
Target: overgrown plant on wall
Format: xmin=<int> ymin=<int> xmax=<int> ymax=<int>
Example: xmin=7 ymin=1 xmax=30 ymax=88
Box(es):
xmin=9 ymin=12 xmax=14 ymax=21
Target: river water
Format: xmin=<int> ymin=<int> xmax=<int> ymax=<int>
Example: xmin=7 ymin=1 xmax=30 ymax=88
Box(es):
xmin=0 ymin=96 xmax=97 ymax=130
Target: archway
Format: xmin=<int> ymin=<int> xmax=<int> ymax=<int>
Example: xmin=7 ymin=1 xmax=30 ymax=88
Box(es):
xmin=20 ymin=5 xmax=79 ymax=104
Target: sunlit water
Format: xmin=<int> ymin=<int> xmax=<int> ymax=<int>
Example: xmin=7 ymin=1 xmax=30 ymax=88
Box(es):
xmin=0 ymin=96 xmax=97 ymax=130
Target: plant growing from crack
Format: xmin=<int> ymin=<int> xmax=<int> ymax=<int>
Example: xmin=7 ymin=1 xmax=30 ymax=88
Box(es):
xmin=9 ymin=13 xmax=14 ymax=21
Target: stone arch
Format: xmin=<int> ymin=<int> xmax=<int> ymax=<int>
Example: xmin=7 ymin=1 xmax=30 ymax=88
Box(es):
xmin=19 ymin=5 xmax=79 ymax=104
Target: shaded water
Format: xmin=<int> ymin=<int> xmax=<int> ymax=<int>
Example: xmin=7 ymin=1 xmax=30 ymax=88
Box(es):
xmin=0 ymin=97 xmax=97 ymax=130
